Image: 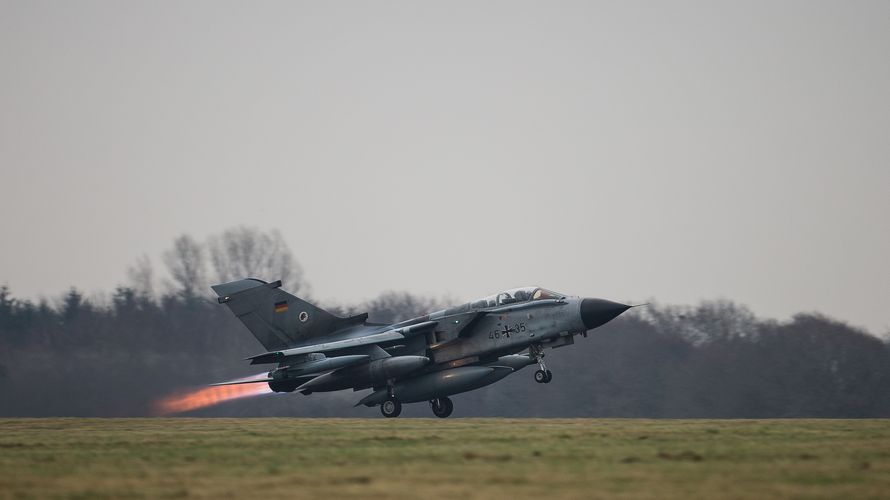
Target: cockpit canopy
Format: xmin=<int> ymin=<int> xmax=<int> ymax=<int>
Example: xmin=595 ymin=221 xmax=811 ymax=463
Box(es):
xmin=470 ymin=287 xmax=565 ymax=309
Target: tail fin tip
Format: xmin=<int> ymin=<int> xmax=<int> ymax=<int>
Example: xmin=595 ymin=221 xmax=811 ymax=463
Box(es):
xmin=212 ymin=278 xmax=282 ymax=304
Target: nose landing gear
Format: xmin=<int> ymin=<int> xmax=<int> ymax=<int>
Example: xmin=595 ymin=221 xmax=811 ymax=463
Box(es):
xmin=530 ymin=344 xmax=553 ymax=384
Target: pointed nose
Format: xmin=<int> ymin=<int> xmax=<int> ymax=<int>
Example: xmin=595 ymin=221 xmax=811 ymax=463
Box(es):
xmin=580 ymin=298 xmax=631 ymax=330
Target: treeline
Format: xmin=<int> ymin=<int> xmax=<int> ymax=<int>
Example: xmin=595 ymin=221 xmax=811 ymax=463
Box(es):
xmin=0 ymin=227 xmax=888 ymax=417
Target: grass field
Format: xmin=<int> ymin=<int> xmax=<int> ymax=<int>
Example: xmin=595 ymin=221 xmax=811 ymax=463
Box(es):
xmin=1 ymin=419 xmax=888 ymax=499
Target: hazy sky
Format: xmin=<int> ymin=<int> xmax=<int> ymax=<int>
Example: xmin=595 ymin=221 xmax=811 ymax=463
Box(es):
xmin=1 ymin=1 xmax=888 ymax=334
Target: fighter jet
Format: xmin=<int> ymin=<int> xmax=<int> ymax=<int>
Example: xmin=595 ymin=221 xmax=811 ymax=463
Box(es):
xmin=211 ymin=279 xmax=633 ymax=418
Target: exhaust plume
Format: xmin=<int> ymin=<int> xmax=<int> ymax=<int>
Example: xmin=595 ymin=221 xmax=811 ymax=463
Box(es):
xmin=153 ymin=374 xmax=272 ymax=415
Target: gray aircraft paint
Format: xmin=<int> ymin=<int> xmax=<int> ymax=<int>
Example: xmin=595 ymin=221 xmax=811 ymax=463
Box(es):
xmin=212 ymin=279 xmax=631 ymax=418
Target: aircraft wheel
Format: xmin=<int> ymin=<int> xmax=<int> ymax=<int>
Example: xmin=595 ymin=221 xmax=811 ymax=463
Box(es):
xmin=381 ymin=397 xmax=402 ymax=418
xmin=534 ymin=369 xmax=547 ymax=383
xmin=544 ymin=370 xmax=553 ymax=383
xmin=430 ymin=397 xmax=453 ymax=418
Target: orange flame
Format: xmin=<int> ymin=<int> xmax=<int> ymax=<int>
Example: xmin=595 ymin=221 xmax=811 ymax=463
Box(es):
xmin=153 ymin=378 xmax=273 ymax=415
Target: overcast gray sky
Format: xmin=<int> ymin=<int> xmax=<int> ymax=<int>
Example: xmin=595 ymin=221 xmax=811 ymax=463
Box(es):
xmin=1 ymin=1 xmax=888 ymax=334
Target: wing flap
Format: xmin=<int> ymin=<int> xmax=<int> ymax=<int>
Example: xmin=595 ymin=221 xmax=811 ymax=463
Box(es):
xmin=247 ymin=331 xmax=401 ymax=363
xmin=245 ymin=321 xmax=439 ymax=364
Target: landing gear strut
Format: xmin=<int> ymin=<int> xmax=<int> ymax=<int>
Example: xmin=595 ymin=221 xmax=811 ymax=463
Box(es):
xmin=530 ymin=344 xmax=553 ymax=384
xmin=430 ymin=397 xmax=454 ymax=418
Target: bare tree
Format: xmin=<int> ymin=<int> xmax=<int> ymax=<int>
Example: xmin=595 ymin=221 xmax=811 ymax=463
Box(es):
xmin=359 ymin=291 xmax=450 ymax=324
xmin=207 ymin=226 xmax=305 ymax=295
xmin=162 ymin=235 xmax=208 ymax=300
xmin=643 ymin=300 xmax=758 ymax=345
xmin=126 ymin=254 xmax=156 ymax=301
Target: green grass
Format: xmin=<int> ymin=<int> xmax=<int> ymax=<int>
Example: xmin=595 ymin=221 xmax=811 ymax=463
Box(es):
xmin=1 ymin=419 xmax=888 ymax=499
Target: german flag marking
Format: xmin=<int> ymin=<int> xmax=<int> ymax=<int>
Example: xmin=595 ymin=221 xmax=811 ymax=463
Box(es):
xmin=274 ymin=301 xmax=288 ymax=313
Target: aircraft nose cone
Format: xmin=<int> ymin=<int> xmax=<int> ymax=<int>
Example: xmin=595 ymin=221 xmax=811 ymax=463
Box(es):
xmin=580 ymin=298 xmax=631 ymax=330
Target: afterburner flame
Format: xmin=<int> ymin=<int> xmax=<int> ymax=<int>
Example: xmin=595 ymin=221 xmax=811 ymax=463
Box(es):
xmin=153 ymin=376 xmax=273 ymax=415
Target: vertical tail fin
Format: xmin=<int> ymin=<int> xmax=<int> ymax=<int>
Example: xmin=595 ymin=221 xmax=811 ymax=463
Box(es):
xmin=211 ymin=278 xmax=366 ymax=351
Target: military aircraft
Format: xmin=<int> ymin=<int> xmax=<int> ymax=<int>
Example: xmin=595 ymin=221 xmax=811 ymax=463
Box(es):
xmin=211 ymin=279 xmax=633 ymax=418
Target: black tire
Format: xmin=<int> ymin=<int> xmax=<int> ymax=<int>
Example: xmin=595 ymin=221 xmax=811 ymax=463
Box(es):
xmin=381 ymin=397 xmax=402 ymax=418
xmin=544 ymin=370 xmax=553 ymax=383
xmin=431 ymin=397 xmax=454 ymax=418
xmin=534 ymin=369 xmax=547 ymax=383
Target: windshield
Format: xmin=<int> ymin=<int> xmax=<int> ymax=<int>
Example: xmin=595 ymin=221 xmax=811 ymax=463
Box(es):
xmin=469 ymin=287 xmax=565 ymax=308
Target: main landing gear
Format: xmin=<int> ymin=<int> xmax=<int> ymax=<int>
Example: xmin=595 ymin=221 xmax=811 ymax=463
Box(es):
xmin=381 ymin=397 xmax=402 ymax=418
xmin=430 ymin=397 xmax=453 ymax=418
xmin=530 ymin=344 xmax=553 ymax=384
xmin=381 ymin=382 xmax=402 ymax=418
xmin=380 ymin=396 xmax=455 ymax=418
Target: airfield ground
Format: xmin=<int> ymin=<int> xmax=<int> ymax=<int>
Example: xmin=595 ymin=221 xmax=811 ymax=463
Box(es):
xmin=0 ymin=419 xmax=887 ymax=499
